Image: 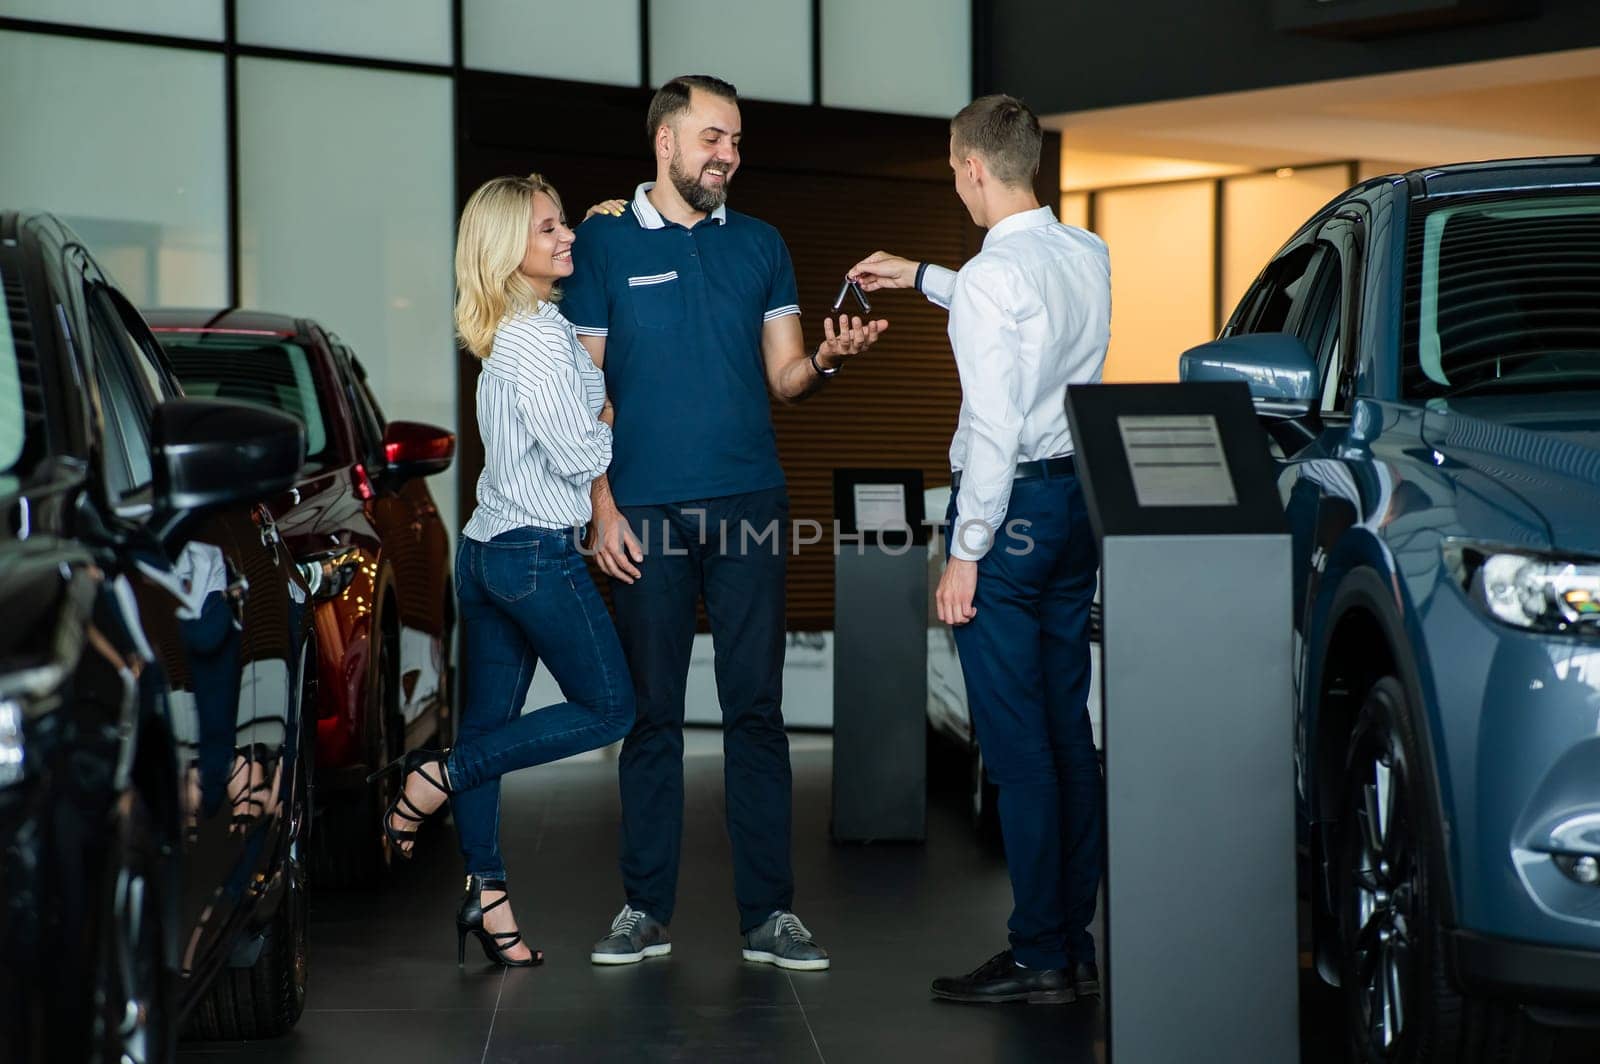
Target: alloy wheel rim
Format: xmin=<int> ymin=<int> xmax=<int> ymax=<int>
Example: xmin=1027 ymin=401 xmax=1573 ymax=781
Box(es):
xmin=1351 ymin=744 xmax=1417 ymax=1055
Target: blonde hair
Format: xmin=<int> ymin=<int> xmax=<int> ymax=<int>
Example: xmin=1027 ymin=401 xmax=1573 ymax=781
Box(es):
xmin=453 ymin=173 xmax=566 ymax=360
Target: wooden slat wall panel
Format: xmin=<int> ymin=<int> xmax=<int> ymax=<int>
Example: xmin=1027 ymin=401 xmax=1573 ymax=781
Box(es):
xmin=732 ymin=170 xmax=973 ymax=630
xmin=455 ymin=73 xmax=1059 ymax=632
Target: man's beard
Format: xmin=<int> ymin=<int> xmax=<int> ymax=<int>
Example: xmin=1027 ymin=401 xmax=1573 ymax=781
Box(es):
xmin=669 ymin=148 xmax=729 ymax=213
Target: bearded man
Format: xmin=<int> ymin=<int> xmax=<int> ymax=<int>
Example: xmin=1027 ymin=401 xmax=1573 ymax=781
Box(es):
xmin=562 ymin=74 xmax=885 ymax=971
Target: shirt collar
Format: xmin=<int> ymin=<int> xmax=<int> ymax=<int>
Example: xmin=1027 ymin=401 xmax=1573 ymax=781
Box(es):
xmin=629 ymin=181 xmax=728 ymax=230
xmin=982 ymin=205 xmax=1055 ymax=250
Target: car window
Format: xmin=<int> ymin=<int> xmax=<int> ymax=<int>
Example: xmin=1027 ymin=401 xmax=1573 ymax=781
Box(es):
xmin=1405 ymin=190 xmax=1600 ymax=398
xmin=1230 ymin=244 xmax=1328 ymax=337
xmin=160 ymin=333 xmax=335 ymax=466
xmin=1295 ymin=248 xmax=1345 ymax=413
xmin=350 ymin=355 xmax=388 ymax=427
xmin=86 ymin=288 xmax=154 ymax=499
xmin=331 ymin=339 xmax=385 ymax=464
xmin=106 ymin=288 xmax=178 ymax=400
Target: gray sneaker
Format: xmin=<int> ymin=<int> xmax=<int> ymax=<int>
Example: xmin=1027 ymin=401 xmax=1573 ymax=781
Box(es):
xmin=742 ymin=911 xmax=830 ymax=971
xmin=591 ymin=905 xmax=672 ymax=965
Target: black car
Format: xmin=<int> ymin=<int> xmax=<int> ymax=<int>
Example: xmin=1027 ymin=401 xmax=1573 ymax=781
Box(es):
xmin=0 ymin=211 xmax=314 ymax=1061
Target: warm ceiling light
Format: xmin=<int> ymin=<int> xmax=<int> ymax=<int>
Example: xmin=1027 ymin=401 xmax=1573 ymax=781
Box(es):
xmin=1276 ymin=167 xmax=1295 ymax=178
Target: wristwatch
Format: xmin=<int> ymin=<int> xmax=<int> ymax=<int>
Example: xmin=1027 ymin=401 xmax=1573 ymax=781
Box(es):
xmin=809 ymin=349 xmax=840 ymax=377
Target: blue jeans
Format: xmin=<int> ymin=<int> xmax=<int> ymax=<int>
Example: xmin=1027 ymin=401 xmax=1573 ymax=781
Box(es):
xmin=947 ymin=473 xmax=1105 ymax=970
xmin=610 ymin=487 xmax=793 ymax=933
xmin=451 ymin=526 xmax=635 ymax=881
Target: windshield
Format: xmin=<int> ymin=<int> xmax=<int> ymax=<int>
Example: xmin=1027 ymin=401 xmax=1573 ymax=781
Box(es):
xmin=159 ymin=334 xmax=336 ymax=465
xmin=1404 ymin=190 xmax=1600 ymax=399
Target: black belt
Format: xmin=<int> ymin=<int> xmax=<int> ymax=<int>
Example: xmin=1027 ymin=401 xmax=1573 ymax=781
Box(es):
xmin=951 ymin=454 xmax=1074 ymax=491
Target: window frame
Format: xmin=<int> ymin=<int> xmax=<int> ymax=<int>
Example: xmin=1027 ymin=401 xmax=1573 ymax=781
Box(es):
xmin=83 ymin=279 xmax=157 ymax=507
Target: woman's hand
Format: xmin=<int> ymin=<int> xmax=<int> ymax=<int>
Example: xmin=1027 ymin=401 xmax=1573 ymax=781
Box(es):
xmin=584 ymin=198 xmax=628 ymax=220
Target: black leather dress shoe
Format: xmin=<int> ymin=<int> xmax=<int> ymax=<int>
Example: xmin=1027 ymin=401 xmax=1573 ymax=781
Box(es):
xmin=930 ymin=950 xmax=1075 ymax=1005
xmin=1072 ymin=959 xmax=1101 ymax=998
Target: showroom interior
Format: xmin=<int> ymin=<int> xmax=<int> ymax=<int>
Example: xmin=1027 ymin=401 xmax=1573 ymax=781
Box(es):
xmin=2 ymin=0 xmax=1599 ymax=1061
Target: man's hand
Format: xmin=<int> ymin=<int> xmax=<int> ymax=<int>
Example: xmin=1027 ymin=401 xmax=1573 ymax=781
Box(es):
xmin=849 ymin=251 xmax=919 ymax=293
xmin=584 ymin=198 xmax=628 ymax=220
xmin=937 ymin=558 xmax=979 ymax=626
xmin=814 ymin=313 xmax=887 ymax=372
xmin=589 ymin=498 xmax=643 ymax=584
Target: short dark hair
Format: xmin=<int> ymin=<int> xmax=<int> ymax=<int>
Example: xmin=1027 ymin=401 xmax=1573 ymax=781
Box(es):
xmin=950 ymin=94 xmax=1042 ymax=188
xmin=646 ymin=74 xmax=739 ymax=145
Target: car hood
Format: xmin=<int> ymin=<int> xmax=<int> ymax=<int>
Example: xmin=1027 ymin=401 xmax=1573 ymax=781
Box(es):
xmin=1420 ymin=392 xmax=1600 ymax=554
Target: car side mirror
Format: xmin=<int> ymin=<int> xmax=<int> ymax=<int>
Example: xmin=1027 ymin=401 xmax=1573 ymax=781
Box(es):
xmin=382 ymin=420 xmax=455 ymax=481
xmin=150 ymin=398 xmax=305 ymax=547
xmin=1179 ymin=333 xmax=1318 ymax=421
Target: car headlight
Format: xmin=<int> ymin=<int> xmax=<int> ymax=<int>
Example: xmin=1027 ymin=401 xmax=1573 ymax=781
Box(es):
xmin=295 ymin=548 xmax=362 ymax=602
xmin=1444 ymin=541 xmax=1600 ymax=634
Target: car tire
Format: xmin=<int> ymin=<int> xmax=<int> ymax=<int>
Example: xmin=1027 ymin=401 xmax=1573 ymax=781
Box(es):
xmin=185 ymin=736 xmax=310 ymax=1041
xmin=308 ymin=627 xmax=398 ymax=888
xmin=1337 ymin=676 xmax=1552 ymax=1064
xmin=91 ymin=789 xmax=174 ymax=1064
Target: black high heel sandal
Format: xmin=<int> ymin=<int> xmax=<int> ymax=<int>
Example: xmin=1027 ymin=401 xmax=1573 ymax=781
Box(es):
xmin=457 ymin=875 xmax=543 ymax=967
xmin=368 ymin=749 xmax=450 ymax=860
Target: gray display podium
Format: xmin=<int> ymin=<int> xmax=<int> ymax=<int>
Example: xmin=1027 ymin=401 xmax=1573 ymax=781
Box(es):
xmin=831 ymin=469 xmax=927 ymax=843
xmin=1065 ymin=383 xmax=1298 ymax=1064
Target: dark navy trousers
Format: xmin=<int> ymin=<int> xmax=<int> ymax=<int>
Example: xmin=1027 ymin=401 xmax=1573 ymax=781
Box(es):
xmin=611 ymin=487 xmax=793 ymax=934
xmin=946 ymin=471 xmax=1105 ymax=970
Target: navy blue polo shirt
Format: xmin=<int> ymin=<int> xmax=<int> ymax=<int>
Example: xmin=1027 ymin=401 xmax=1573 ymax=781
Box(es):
xmin=561 ymin=182 xmax=800 ymax=507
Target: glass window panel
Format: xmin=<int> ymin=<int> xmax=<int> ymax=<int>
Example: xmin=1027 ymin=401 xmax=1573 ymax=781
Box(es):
xmin=1096 ymin=181 xmax=1214 ymax=383
xmin=238 ymin=0 xmax=451 ymax=65
xmin=238 ymin=58 xmax=458 ymax=533
xmin=0 ymin=32 xmax=227 ymax=307
xmin=0 ymin=0 xmax=222 ymax=39
xmin=464 ymin=0 xmax=640 ymax=86
xmin=821 ymin=0 xmax=967 ymax=118
xmin=1220 ymin=164 xmax=1351 ymax=325
xmin=650 ymin=0 xmax=810 ymax=105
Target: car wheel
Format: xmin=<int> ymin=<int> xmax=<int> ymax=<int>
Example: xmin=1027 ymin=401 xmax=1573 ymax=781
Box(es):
xmin=1337 ymin=676 xmax=1551 ymax=1064
xmin=185 ymin=736 xmax=309 ymax=1040
xmin=309 ymin=628 xmax=397 ymax=888
xmin=92 ymin=791 xmax=174 ymax=1064
xmin=970 ymin=745 xmax=1003 ymax=852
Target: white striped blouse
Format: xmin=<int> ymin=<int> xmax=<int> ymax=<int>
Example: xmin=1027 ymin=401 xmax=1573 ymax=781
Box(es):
xmin=461 ymin=301 xmax=612 ymax=541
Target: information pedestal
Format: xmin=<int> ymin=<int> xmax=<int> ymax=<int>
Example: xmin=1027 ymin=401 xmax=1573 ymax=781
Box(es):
xmin=1066 ymin=383 xmax=1298 ymax=1064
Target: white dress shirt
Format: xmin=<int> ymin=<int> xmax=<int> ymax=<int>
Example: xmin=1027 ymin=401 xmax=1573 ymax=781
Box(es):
xmin=919 ymin=206 xmax=1111 ymax=561
xmin=462 ymin=301 xmax=613 ymax=540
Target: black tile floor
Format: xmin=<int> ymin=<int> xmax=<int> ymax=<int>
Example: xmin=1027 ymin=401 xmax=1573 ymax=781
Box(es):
xmin=175 ymin=731 xmax=1591 ymax=1063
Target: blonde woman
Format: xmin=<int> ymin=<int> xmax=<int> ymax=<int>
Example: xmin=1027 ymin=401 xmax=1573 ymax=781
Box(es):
xmin=372 ymin=174 xmax=634 ymax=967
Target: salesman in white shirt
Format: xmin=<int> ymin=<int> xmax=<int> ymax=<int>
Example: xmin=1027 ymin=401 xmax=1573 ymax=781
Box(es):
xmin=850 ymin=94 xmax=1111 ymax=1006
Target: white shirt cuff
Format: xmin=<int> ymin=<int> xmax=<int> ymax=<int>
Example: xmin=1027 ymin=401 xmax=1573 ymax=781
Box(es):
xmin=919 ymin=263 xmax=957 ymax=309
xmin=947 ymin=514 xmax=996 ymax=562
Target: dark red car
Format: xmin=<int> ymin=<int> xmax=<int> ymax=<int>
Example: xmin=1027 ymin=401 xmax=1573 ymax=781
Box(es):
xmin=147 ymin=309 xmax=456 ymax=886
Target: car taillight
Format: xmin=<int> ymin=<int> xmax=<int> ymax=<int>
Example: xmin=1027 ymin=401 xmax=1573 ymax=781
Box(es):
xmin=352 ymin=463 xmax=375 ymax=501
